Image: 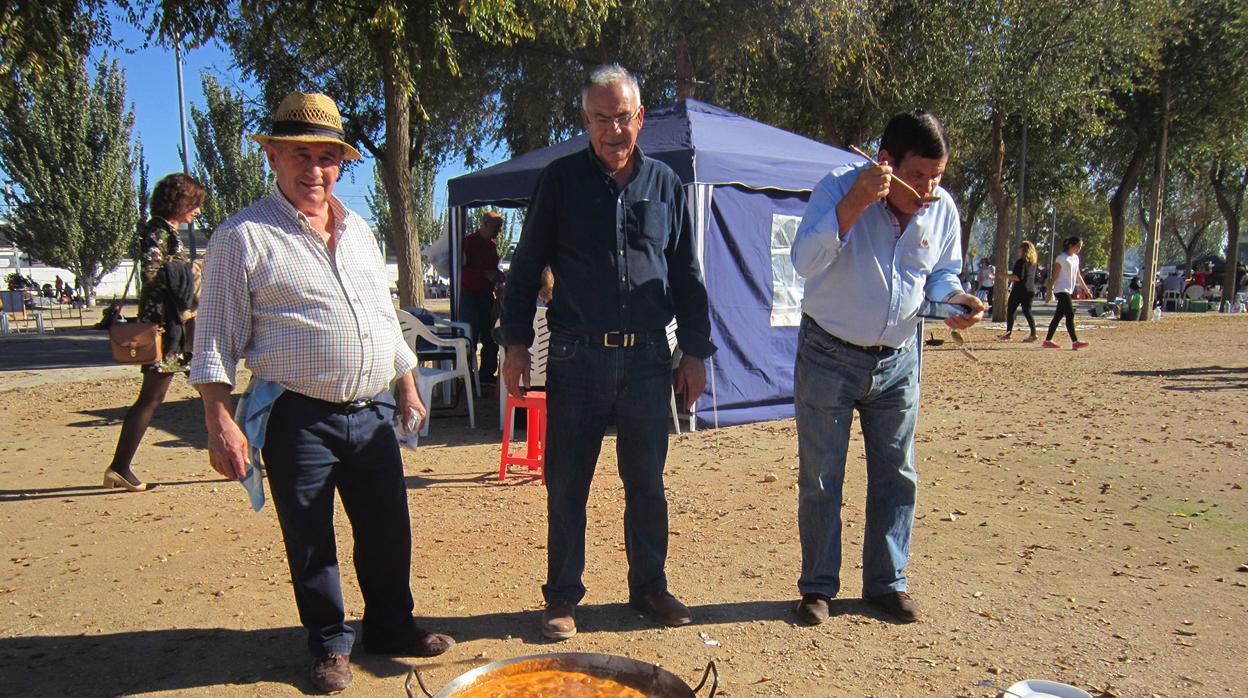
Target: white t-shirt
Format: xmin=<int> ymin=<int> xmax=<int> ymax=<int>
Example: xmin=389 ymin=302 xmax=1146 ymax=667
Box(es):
xmin=1053 ymin=252 xmax=1080 ymax=294
xmin=978 ymin=264 xmax=995 ymax=287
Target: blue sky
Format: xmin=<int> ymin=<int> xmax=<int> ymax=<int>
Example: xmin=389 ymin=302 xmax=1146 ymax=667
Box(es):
xmin=100 ymin=18 xmax=503 ymax=225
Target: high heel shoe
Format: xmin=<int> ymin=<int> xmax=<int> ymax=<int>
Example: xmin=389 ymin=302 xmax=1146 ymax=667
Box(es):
xmin=103 ymin=468 xmax=155 ymax=492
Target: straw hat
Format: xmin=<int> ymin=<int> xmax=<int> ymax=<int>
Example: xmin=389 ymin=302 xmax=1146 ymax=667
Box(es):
xmin=251 ymin=92 xmax=362 ymax=161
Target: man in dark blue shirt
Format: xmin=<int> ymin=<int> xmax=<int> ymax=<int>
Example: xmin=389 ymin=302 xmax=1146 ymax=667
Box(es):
xmin=497 ymin=64 xmax=715 ymax=640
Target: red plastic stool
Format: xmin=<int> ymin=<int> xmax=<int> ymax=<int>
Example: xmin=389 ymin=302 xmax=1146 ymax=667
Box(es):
xmin=499 ymin=390 xmax=547 ymax=483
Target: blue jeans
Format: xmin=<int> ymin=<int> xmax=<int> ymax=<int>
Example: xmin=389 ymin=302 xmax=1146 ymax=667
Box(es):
xmin=263 ymin=391 xmax=418 ymax=656
xmin=794 ymin=317 xmax=920 ymax=599
xmin=542 ymin=331 xmax=673 ymax=605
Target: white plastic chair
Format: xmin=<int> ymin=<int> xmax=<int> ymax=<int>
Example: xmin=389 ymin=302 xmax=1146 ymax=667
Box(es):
xmin=1183 ymin=284 xmax=1205 ymax=311
xmin=498 ymin=308 xmax=550 ymax=430
xmin=396 ymin=309 xmax=475 ymax=435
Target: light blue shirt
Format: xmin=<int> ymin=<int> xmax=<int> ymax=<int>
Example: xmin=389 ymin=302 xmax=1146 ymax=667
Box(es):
xmin=791 ymin=164 xmax=964 ymax=348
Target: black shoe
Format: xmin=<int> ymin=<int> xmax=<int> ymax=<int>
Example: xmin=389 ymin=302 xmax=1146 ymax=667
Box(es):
xmin=795 ymin=593 xmax=831 ymax=626
xmin=309 ymin=653 xmax=352 ymax=694
xmin=629 ymin=591 xmax=693 ymax=627
xmin=864 ymin=591 xmax=920 ymax=623
xmin=362 ymin=627 xmax=456 ymax=657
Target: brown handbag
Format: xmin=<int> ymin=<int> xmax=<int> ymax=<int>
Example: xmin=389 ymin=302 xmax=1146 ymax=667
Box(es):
xmin=110 ymin=321 xmax=164 ymax=364
xmin=106 ymin=261 xmax=164 ymax=365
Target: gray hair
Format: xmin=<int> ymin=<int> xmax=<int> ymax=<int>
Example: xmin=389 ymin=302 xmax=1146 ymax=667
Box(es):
xmin=580 ymin=63 xmax=640 ymax=111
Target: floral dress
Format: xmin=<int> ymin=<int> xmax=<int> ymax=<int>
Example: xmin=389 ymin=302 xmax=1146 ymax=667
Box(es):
xmin=136 ymin=217 xmax=190 ymax=374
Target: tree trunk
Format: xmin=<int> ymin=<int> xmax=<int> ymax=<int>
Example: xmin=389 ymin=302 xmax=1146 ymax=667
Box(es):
xmin=1106 ymin=141 xmax=1146 ymax=299
xmin=959 ymin=191 xmax=986 ymax=272
xmin=986 ymin=109 xmax=1012 ymax=322
xmin=1211 ymin=162 xmax=1246 ymax=306
xmin=378 ymin=44 xmax=425 ymax=309
xmin=676 ymin=34 xmax=695 ymax=100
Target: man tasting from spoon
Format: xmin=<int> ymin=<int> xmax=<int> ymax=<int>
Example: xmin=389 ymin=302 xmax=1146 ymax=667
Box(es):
xmin=788 ymin=110 xmax=984 ymax=627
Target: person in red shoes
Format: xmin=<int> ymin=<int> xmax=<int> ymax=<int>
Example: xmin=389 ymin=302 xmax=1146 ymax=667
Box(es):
xmin=1043 ymin=235 xmax=1092 ymax=350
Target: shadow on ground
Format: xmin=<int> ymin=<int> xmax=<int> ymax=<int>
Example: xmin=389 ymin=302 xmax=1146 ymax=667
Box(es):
xmin=71 ymin=396 xmax=210 ymax=450
xmin=1113 ymin=364 xmax=1248 ymax=392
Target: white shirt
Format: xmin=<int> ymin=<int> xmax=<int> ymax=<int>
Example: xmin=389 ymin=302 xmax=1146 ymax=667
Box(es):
xmin=1053 ymin=252 xmax=1080 ymax=294
xmin=190 ymin=188 xmax=418 ymax=402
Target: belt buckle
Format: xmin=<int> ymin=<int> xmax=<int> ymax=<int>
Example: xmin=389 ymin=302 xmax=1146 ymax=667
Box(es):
xmin=344 ymin=398 xmax=372 ymax=413
xmin=603 ymin=331 xmax=635 ymax=348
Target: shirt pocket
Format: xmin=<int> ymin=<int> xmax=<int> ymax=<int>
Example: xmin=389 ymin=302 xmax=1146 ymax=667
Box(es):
xmin=629 ymin=199 xmax=671 ymax=252
xmin=899 ymin=236 xmax=939 ymax=274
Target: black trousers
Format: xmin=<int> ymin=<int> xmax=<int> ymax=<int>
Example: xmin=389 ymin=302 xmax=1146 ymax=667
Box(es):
xmin=1046 ymin=292 xmax=1078 ymax=342
xmin=1005 ymin=287 xmax=1035 ymax=334
xmin=461 ymin=290 xmax=499 ymax=380
xmin=263 ymin=391 xmax=419 ymax=656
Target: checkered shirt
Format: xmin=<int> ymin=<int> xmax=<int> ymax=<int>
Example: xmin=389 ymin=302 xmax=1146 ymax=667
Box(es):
xmin=189 ymin=188 xmax=417 ymax=402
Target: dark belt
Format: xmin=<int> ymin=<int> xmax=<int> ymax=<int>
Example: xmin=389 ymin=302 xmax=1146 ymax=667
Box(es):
xmin=286 ymin=391 xmax=393 ymax=413
xmin=555 ymin=327 xmax=669 ymax=348
xmin=804 ymin=315 xmax=902 ymax=355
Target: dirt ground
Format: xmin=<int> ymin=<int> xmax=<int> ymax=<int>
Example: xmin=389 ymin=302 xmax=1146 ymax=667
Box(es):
xmin=1 ymin=311 xmax=1245 ymax=697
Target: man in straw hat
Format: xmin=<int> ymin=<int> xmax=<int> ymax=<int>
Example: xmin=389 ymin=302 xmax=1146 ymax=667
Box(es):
xmin=190 ymin=92 xmax=454 ymax=693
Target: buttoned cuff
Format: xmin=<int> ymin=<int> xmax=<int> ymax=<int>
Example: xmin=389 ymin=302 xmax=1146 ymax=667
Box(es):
xmin=676 ymin=331 xmax=717 ymax=359
xmin=494 ymin=323 xmax=535 ymax=348
xmin=188 ymin=351 xmax=237 ymax=387
xmin=930 ymin=282 xmax=965 ymax=304
xmin=393 ymin=342 xmax=419 ymax=379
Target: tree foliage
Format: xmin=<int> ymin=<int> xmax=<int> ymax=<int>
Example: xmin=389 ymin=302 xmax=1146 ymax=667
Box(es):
xmin=189 ymin=72 xmax=271 ymax=231
xmin=0 ymin=57 xmax=138 ymax=297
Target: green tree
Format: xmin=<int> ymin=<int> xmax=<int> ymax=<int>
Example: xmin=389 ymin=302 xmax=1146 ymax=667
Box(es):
xmin=0 ymin=57 xmax=138 ymax=301
xmin=190 ymin=72 xmax=271 ymax=231
xmin=222 ymin=0 xmax=613 ymax=307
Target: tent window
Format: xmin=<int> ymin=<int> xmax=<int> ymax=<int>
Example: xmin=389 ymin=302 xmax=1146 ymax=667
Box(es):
xmin=770 ymin=213 xmax=804 ymax=327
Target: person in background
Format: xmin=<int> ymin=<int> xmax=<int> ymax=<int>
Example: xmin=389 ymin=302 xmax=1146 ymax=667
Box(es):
xmin=103 ymin=173 xmax=205 ymax=492
xmin=1043 ymin=235 xmax=1091 ymax=350
xmin=789 ymin=110 xmax=984 ymax=626
xmin=976 ymin=257 xmax=995 ymax=309
xmin=999 ymin=241 xmax=1039 ymax=342
xmin=462 ymin=211 xmax=504 ymax=384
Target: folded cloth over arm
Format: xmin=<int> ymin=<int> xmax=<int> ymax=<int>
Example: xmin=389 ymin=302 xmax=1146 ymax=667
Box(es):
xmin=234 ymin=377 xmax=286 ymax=512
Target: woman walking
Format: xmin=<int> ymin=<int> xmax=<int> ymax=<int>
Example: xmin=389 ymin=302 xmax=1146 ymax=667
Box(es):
xmin=1043 ymin=236 xmax=1091 ymax=351
xmin=999 ymin=241 xmax=1039 ymax=342
xmin=103 ymin=173 xmax=205 ymax=491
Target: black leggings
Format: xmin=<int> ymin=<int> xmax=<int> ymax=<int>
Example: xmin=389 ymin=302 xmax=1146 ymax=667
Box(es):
xmin=1046 ymin=292 xmax=1078 ymax=342
xmin=1006 ymin=287 xmax=1035 ymax=334
xmin=108 ymin=370 xmax=175 ymax=476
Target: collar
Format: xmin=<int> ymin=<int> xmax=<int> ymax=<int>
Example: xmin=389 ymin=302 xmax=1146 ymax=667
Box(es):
xmin=267 ymin=186 xmax=348 ymax=236
xmin=151 ymin=216 xmax=178 ymax=233
xmin=585 ymin=144 xmax=646 ymax=180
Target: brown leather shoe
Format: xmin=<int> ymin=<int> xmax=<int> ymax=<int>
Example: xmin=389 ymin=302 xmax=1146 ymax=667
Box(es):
xmin=310 ymin=653 xmax=352 ymax=694
xmin=864 ymin=590 xmax=920 ymax=623
xmin=541 ymin=600 xmax=577 ymax=640
xmin=629 ymin=591 xmax=692 ymax=627
xmin=795 ymin=593 xmax=831 ymax=626
xmin=362 ymin=627 xmax=455 ymax=657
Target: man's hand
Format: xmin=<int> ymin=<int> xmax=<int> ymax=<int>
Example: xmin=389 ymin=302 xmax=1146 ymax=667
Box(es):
xmin=672 ymin=354 xmax=706 ymax=412
xmin=197 ymin=382 xmax=249 ymax=480
xmin=395 ymin=370 xmax=427 ymax=431
xmin=836 ymin=163 xmax=893 ymax=236
xmin=943 ymin=291 xmax=985 ymax=330
xmin=206 ymin=413 xmax=250 ymax=480
xmin=849 ymin=162 xmax=893 ymax=206
xmin=502 ymin=344 xmax=532 ymax=398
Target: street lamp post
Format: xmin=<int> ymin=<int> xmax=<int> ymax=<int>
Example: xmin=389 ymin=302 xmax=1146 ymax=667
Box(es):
xmin=175 ymin=42 xmax=197 ymax=261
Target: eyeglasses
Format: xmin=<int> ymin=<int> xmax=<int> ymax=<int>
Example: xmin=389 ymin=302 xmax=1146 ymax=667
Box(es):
xmin=589 ymin=109 xmax=640 ymax=129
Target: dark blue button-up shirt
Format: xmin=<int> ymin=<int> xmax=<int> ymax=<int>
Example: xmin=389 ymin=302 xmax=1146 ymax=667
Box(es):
xmin=497 ymin=146 xmax=716 ymax=358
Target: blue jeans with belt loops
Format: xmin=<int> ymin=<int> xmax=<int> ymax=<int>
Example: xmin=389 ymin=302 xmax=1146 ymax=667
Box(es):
xmin=794 ymin=316 xmax=921 ymax=600
xmin=541 ymin=331 xmax=674 ymax=605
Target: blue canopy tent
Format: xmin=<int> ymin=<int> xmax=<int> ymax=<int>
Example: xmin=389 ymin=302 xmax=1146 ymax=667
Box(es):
xmin=446 ymin=99 xmax=859 ymax=427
